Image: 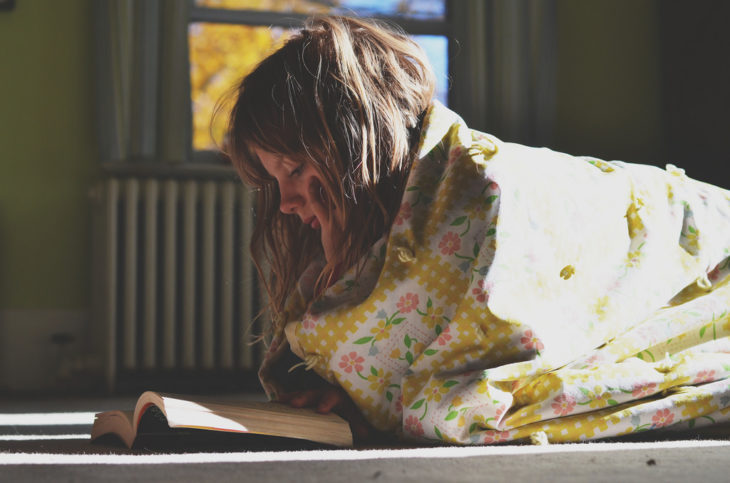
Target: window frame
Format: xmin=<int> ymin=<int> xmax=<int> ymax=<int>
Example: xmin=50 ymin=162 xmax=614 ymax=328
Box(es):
xmin=186 ymin=0 xmax=456 ymax=164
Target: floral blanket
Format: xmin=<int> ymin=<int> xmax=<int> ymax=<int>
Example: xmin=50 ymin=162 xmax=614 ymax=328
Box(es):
xmin=259 ymin=101 xmax=730 ymax=444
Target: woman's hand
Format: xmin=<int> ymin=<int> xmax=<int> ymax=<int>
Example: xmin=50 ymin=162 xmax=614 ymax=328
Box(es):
xmin=278 ymin=385 xmax=373 ymax=442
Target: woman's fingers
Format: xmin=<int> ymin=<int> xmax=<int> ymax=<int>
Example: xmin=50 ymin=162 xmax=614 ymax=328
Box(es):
xmin=281 ymin=389 xmax=320 ymax=408
xmin=316 ymin=386 xmax=346 ymax=413
xmin=280 ymin=387 xmax=375 ymax=442
xmin=279 ymin=388 xmax=343 ymax=411
xmin=317 ymin=387 xmax=372 ymax=441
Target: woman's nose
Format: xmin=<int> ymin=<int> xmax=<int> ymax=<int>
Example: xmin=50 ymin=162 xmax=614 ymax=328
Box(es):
xmin=279 ymin=185 xmax=302 ymax=214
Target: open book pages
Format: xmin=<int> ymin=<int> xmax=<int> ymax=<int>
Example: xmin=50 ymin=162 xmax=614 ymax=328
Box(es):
xmin=91 ymin=391 xmax=353 ymax=448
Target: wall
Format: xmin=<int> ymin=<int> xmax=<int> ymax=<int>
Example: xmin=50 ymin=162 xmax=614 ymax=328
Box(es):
xmin=658 ymin=0 xmax=730 ymax=186
xmin=0 ymin=0 xmax=97 ymax=393
xmin=553 ymin=0 xmax=663 ymax=166
xmin=0 ymin=0 xmax=718 ymax=394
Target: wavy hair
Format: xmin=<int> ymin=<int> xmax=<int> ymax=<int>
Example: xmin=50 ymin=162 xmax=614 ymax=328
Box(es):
xmin=225 ymin=15 xmax=435 ymax=333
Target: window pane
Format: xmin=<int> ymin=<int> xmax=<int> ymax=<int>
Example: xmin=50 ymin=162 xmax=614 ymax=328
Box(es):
xmin=194 ymin=0 xmax=445 ymax=21
xmin=413 ymin=34 xmax=448 ymax=105
xmin=189 ymin=24 xmax=449 ymax=151
xmin=189 ymin=23 xmax=291 ymax=151
xmin=336 ymin=0 xmax=445 ymax=20
xmin=194 ymin=0 xmax=331 ymax=16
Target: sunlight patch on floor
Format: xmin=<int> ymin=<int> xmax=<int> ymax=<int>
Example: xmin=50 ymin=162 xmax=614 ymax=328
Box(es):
xmin=0 ymin=412 xmax=96 ymax=426
xmin=0 ymin=434 xmax=89 ymax=441
xmin=1 ymin=440 xmax=730 ymax=465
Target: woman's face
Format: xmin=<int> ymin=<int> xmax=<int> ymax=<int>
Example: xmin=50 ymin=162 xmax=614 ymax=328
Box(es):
xmin=255 ymin=147 xmax=341 ymax=263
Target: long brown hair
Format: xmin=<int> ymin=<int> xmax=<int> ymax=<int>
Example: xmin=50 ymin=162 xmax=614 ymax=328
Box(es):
xmin=225 ymin=15 xmax=435 ymax=333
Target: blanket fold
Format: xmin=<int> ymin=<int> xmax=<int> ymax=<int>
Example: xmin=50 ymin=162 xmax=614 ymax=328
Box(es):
xmin=259 ymin=101 xmax=730 ymax=444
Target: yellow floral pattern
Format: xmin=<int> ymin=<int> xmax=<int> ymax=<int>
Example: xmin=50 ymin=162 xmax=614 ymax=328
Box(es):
xmin=259 ymin=101 xmax=730 ymax=444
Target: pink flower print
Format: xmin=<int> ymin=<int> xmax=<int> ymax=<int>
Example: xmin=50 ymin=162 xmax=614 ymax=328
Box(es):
xmin=394 ymin=201 xmax=413 ymax=226
xmin=404 ymin=415 xmax=424 ymax=437
xmin=395 ymin=394 xmax=403 ymax=415
xmin=301 ymin=313 xmax=317 ymax=331
xmin=632 ymin=382 xmax=657 ymax=398
xmin=397 ymin=292 xmax=419 ymax=314
xmin=494 ymin=404 xmax=506 ymax=421
xmin=338 ymin=351 xmax=364 ymax=374
xmin=651 ymin=408 xmax=674 ymax=428
xmin=439 ymin=231 xmax=461 ymax=256
xmin=520 ymin=329 xmax=545 ymax=352
xmin=582 ymin=353 xmax=602 ymax=366
xmin=436 ymin=326 xmax=453 ymax=346
xmin=551 ymin=394 xmax=576 ymax=416
xmin=694 ymin=370 xmax=716 ymax=384
xmin=483 ymin=430 xmax=511 ymax=444
xmin=472 ymin=279 xmax=489 ymax=303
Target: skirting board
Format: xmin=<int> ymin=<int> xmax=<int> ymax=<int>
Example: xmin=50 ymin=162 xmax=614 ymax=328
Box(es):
xmin=0 ymin=309 xmax=93 ymax=394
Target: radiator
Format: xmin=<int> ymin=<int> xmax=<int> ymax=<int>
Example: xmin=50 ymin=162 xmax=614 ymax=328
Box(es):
xmin=91 ymin=174 xmax=261 ymax=390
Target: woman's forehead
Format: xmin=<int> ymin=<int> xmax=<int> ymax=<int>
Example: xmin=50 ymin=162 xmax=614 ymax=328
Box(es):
xmin=254 ymin=147 xmax=297 ymax=173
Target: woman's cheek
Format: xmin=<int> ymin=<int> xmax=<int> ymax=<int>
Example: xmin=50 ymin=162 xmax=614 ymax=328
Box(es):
xmin=310 ymin=177 xmax=327 ymax=207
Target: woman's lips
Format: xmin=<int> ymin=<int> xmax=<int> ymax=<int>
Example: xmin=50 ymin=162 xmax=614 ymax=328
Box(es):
xmin=305 ymin=216 xmax=320 ymax=230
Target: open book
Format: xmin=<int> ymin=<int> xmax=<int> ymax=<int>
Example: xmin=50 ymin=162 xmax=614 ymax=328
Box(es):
xmin=90 ymin=391 xmax=353 ymax=449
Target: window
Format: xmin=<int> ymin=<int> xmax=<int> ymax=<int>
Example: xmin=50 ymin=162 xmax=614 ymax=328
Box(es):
xmin=188 ymin=0 xmax=450 ymax=153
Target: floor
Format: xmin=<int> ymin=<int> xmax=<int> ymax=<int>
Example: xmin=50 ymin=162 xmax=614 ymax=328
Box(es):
xmin=2 ymin=393 xmax=730 ymax=482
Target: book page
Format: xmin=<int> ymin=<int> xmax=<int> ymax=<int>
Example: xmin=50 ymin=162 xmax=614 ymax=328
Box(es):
xmin=160 ymin=395 xmax=353 ymax=447
xmin=90 ymin=410 xmax=136 ymax=448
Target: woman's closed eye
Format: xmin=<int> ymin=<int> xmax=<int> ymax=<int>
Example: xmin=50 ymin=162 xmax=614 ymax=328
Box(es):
xmin=289 ymin=165 xmax=303 ymax=178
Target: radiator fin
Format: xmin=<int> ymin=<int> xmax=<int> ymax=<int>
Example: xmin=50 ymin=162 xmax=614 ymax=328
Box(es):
xmin=93 ymin=176 xmax=261 ymax=387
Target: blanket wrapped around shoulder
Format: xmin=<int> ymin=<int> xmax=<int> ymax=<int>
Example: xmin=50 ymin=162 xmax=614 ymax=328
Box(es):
xmin=259 ymin=101 xmax=730 ymax=444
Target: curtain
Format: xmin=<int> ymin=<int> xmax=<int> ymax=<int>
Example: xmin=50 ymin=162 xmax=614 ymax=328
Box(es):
xmin=450 ymin=0 xmax=556 ymax=147
xmin=93 ymin=0 xmax=557 ymax=161
xmin=93 ymin=0 xmax=191 ymax=163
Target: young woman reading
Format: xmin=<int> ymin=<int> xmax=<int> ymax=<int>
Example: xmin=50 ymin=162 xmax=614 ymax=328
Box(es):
xmin=224 ymin=16 xmax=730 ymax=444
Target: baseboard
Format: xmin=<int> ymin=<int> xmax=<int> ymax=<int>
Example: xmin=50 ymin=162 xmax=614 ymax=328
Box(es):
xmin=0 ymin=309 xmax=100 ymax=394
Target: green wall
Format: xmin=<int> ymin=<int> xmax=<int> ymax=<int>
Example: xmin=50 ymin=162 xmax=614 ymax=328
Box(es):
xmin=554 ymin=0 xmax=663 ymax=165
xmin=0 ymin=0 xmax=96 ymax=309
xmin=0 ymin=0 xmax=664 ymax=311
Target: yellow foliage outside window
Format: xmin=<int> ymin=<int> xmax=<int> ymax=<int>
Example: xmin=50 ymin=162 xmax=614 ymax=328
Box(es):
xmin=189 ymin=23 xmax=289 ymax=151
xmin=195 ymin=0 xmax=333 ymax=14
xmin=189 ymin=0 xmax=334 ymax=151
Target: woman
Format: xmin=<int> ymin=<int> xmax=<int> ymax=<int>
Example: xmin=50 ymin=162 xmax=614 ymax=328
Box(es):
xmin=226 ymin=16 xmax=730 ymax=444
